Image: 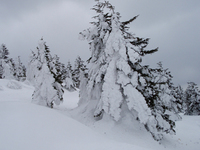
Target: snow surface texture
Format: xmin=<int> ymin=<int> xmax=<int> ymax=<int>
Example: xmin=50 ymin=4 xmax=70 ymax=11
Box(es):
xmin=0 ymin=79 xmax=200 ymax=150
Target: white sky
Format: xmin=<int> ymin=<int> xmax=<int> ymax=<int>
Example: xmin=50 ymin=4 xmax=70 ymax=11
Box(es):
xmin=0 ymin=0 xmax=200 ymax=87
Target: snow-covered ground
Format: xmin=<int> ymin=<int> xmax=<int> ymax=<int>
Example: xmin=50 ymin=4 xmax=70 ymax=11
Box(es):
xmin=0 ymin=79 xmax=199 ymax=150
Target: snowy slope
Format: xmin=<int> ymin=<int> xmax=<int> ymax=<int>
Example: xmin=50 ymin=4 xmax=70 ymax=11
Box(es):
xmin=0 ymin=79 xmax=200 ymax=150
xmin=0 ymin=79 xmax=147 ymax=150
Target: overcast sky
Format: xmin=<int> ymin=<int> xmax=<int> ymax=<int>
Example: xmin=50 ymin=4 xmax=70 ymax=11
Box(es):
xmin=0 ymin=0 xmax=200 ymax=87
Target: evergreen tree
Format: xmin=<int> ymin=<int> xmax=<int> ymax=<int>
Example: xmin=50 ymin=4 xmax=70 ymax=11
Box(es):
xmin=0 ymin=44 xmax=10 ymax=78
xmin=14 ymin=56 xmax=26 ymax=81
xmin=79 ymin=0 xmax=177 ymax=141
xmin=27 ymin=50 xmax=40 ymax=85
xmin=170 ymin=85 xmax=185 ymax=113
xmin=1 ymin=59 xmax=15 ymax=79
xmin=0 ymin=44 xmax=16 ymax=79
xmin=78 ymin=70 xmax=89 ymax=106
xmin=52 ymin=54 xmax=66 ymax=84
xmin=137 ymin=62 xmax=182 ymax=137
xmin=184 ymin=82 xmax=200 ymax=115
xmin=31 ymin=39 xmax=64 ymax=108
xmin=9 ymin=58 xmax=17 ymax=78
xmin=0 ymin=44 xmax=9 ymax=60
xmin=0 ymin=45 xmax=26 ymax=81
xmin=73 ymin=56 xmax=87 ymax=88
xmin=63 ymin=61 xmax=75 ymax=91
xmin=0 ymin=61 xmax=3 ymax=79
xmin=0 ymin=45 xmax=2 ymax=78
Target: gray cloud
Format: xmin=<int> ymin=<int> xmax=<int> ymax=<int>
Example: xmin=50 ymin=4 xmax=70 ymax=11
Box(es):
xmin=0 ymin=0 xmax=199 ymax=86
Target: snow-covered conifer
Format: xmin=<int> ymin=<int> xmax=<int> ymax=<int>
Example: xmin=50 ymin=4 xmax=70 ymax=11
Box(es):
xmin=170 ymin=85 xmax=185 ymax=113
xmin=52 ymin=54 xmax=66 ymax=84
xmin=184 ymin=82 xmax=200 ymax=115
xmin=31 ymin=39 xmax=64 ymax=108
xmin=63 ymin=61 xmax=75 ymax=91
xmin=14 ymin=56 xmax=26 ymax=81
xmin=26 ymin=50 xmax=40 ymax=85
xmin=0 ymin=44 xmax=9 ymax=60
xmin=1 ymin=59 xmax=15 ymax=79
xmin=79 ymin=70 xmax=89 ymax=106
xmin=0 ymin=44 xmax=9 ymax=78
xmin=0 ymin=44 xmax=16 ymax=79
xmin=0 ymin=45 xmax=3 ymax=78
xmin=73 ymin=56 xmax=87 ymax=88
xmin=0 ymin=62 xmax=3 ymax=78
xmin=137 ymin=62 xmax=182 ymax=138
xmin=79 ymin=0 xmax=177 ymax=141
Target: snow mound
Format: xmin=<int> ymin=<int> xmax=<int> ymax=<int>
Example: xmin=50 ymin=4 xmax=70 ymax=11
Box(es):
xmin=69 ymin=101 xmax=160 ymax=150
xmin=0 ymin=81 xmax=148 ymax=150
xmin=6 ymin=80 xmax=22 ymax=89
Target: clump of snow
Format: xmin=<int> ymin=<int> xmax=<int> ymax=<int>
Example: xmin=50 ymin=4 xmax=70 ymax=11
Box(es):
xmin=6 ymin=80 xmax=22 ymax=89
xmin=100 ymin=57 xmax=123 ymax=121
xmin=63 ymin=77 xmax=75 ymax=91
xmin=124 ymin=85 xmax=152 ymax=124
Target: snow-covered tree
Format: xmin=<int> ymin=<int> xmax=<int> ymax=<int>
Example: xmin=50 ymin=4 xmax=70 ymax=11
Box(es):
xmin=0 ymin=62 xmax=3 ymax=78
xmin=170 ymin=85 xmax=185 ymax=113
xmin=0 ymin=44 xmax=9 ymax=78
xmin=30 ymin=39 xmax=64 ymax=108
xmin=0 ymin=44 xmax=9 ymax=60
xmin=1 ymin=59 xmax=15 ymax=79
xmin=32 ymin=63 xmax=63 ymax=108
xmin=184 ymin=82 xmax=200 ymax=115
xmin=63 ymin=61 xmax=75 ymax=91
xmin=78 ymin=70 xmax=89 ymax=106
xmin=52 ymin=54 xmax=66 ymax=84
xmin=0 ymin=44 xmax=16 ymax=79
xmin=73 ymin=56 xmax=87 ymax=88
xmin=26 ymin=50 xmax=40 ymax=85
xmin=14 ymin=56 xmax=26 ymax=81
xmin=79 ymin=0 xmax=177 ymax=141
xmin=137 ymin=62 xmax=182 ymax=135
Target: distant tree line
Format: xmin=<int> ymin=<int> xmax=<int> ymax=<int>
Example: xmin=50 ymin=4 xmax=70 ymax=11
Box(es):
xmin=0 ymin=44 xmax=26 ymax=81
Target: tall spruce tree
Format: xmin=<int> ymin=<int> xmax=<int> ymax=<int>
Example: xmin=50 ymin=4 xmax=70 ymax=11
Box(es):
xmin=0 ymin=44 xmax=9 ymax=60
xmin=30 ymin=39 xmax=64 ymax=108
xmin=184 ymin=82 xmax=200 ymax=115
xmin=1 ymin=59 xmax=15 ymax=79
xmin=0 ymin=44 xmax=16 ymax=79
xmin=52 ymin=54 xmax=66 ymax=84
xmin=0 ymin=62 xmax=3 ymax=78
xmin=14 ymin=56 xmax=26 ymax=81
xmin=63 ymin=61 xmax=75 ymax=91
xmin=79 ymin=0 xmax=177 ymax=141
xmin=27 ymin=50 xmax=40 ymax=85
xmin=137 ymin=62 xmax=182 ymax=133
xmin=73 ymin=56 xmax=87 ymax=88
xmin=0 ymin=44 xmax=9 ymax=78
xmin=170 ymin=85 xmax=185 ymax=113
